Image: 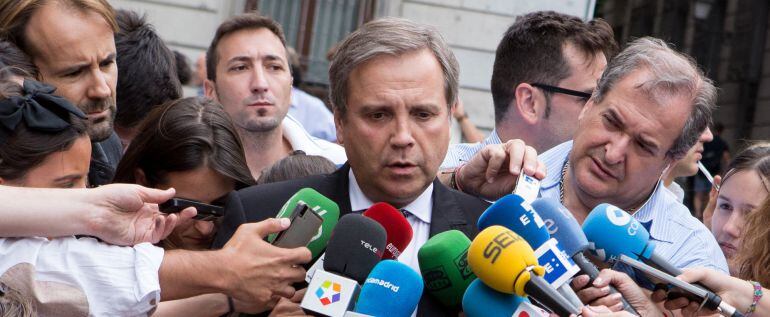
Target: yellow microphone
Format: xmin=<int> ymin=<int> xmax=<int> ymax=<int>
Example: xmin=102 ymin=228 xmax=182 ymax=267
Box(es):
xmin=468 ymin=226 xmax=579 ymax=316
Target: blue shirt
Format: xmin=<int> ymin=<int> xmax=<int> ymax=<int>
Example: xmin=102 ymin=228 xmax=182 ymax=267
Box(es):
xmin=288 ymin=87 xmax=337 ymax=142
xmin=538 ymin=141 xmax=729 ymax=274
xmin=441 ymin=130 xmax=502 ymax=169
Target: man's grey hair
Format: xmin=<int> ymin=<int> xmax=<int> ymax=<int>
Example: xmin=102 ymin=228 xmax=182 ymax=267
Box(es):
xmin=593 ymin=37 xmax=716 ymax=160
xmin=329 ymin=17 xmax=459 ymax=116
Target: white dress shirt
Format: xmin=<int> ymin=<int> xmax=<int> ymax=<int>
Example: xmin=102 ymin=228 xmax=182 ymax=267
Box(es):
xmin=282 ymin=114 xmax=347 ymax=165
xmin=0 ymin=236 xmax=163 ymax=316
xmin=347 ymin=170 xmax=433 ymax=276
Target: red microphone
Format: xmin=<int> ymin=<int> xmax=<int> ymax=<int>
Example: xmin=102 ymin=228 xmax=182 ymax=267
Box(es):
xmin=363 ymin=202 xmax=413 ymax=259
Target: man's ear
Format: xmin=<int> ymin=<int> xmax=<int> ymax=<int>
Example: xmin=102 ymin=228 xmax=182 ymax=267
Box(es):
xmin=134 ymin=168 xmax=149 ymax=187
xmin=203 ymin=79 xmax=217 ymax=100
xmin=333 ymin=110 xmax=344 ymax=145
xmin=513 ymin=83 xmax=541 ymax=125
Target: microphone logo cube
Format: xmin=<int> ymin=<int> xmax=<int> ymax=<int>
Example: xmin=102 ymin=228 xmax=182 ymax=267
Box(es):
xmin=316 ymin=280 xmax=342 ymax=306
xmin=422 ymin=265 xmax=452 ymax=291
xmin=454 ymin=250 xmax=474 ymax=279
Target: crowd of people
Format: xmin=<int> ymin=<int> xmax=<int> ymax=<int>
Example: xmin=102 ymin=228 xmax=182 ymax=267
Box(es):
xmin=0 ymin=0 xmax=768 ymax=316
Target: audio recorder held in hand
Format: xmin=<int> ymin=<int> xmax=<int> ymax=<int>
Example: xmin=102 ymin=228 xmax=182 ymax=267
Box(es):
xmin=159 ymin=197 xmax=224 ymax=221
xmin=271 ymin=202 xmax=323 ymax=249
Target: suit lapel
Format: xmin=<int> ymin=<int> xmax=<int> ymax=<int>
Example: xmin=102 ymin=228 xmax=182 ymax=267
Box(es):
xmin=328 ymin=163 xmax=353 ymax=216
xmin=428 ymin=179 xmax=470 ymax=237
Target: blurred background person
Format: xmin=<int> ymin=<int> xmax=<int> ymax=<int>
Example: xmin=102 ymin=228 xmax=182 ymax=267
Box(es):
xmin=286 ymin=46 xmax=337 ymax=142
xmin=174 ymin=50 xmax=193 ymax=86
xmin=663 ymin=128 xmax=714 ymax=202
xmin=114 ymin=9 xmax=182 ymax=150
xmin=451 ymin=99 xmax=485 ymax=143
xmin=256 ymin=150 xmax=336 ymax=185
xmin=694 ymin=122 xmax=731 ymax=217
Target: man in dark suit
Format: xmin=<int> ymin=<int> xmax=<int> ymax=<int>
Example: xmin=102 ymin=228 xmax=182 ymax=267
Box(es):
xmin=213 ymin=17 xmax=544 ymax=316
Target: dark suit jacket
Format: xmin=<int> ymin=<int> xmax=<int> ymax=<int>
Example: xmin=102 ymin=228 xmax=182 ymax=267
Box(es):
xmin=212 ymin=164 xmax=490 ymax=316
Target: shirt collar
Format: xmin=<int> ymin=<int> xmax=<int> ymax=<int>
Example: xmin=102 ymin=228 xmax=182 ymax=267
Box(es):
xmin=485 ymin=129 xmax=502 ymax=145
xmin=539 ymin=140 xmax=574 ymax=189
xmin=632 ymin=180 xmax=675 ymax=243
xmin=348 ymin=169 xmax=433 ymax=223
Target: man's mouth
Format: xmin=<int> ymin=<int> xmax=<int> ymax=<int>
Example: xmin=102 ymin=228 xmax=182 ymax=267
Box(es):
xmin=590 ymin=157 xmax=617 ymax=180
xmin=247 ymin=100 xmax=274 ymax=107
xmin=386 ymin=162 xmax=417 ymax=174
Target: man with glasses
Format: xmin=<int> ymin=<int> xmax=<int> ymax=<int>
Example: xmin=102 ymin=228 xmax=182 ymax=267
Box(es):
xmin=441 ymin=11 xmax=617 ymax=172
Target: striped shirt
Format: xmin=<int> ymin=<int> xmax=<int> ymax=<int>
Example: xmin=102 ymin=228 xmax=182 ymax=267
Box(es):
xmin=441 ymin=130 xmax=502 ymax=169
xmin=538 ymin=141 xmax=729 ymax=273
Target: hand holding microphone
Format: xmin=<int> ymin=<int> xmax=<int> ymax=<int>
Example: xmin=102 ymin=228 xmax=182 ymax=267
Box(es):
xmin=660 ymin=268 xmax=768 ymax=317
xmin=571 ymin=269 xmax=663 ymax=316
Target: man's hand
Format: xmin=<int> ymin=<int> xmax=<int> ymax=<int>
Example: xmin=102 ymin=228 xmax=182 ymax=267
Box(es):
xmin=456 ymin=139 xmax=546 ymax=200
xmin=88 ymin=184 xmax=196 ymax=246
xmin=269 ymin=288 xmax=309 ymax=316
xmin=219 ymin=218 xmax=312 ymax=310
xmin=573 ymin=270 xmax=663 ymax=316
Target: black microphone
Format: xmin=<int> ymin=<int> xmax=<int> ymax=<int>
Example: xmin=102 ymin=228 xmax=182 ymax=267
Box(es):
xmin=300 ymin=214 xmax=386 ymax=316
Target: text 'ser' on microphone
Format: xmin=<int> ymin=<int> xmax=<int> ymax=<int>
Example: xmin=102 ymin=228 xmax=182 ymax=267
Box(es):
xmin=532 ymin=198 xmax=638 ymax=315
xmin=300 ymin=214 xmax=386 ymax=316
xmin=467 ymin=225 xmax=580 ymax=316
xmin=417 ymin=230 xmax=475 ymax=308
xmin=462 ymin=278 xmax=549 ymax=317
xmin=478 ymin=194 xmax=583 ymax=309
xmin=363 ymin=202 xmax=413 ymax=260
xmin=353 ymin=260 xmax=423 ymax=317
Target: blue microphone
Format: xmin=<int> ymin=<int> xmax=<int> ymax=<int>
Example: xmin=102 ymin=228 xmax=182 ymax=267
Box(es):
xmin=477 ymin=194 xmax=582 ymax=308
xmin=582 ymin=203 xmax=680 ymax=275
xmin=534 ymin=198 xmax=638 ymax=315
xmin=478 ymin=194 xmax=549 ymax=247
xmin=462 ymin=278 xmax=526 ymax=317
xmin=354 ymin=260 xmax=423 ymax=317
xmin=462 ymin=279 xmax=548 ymax=317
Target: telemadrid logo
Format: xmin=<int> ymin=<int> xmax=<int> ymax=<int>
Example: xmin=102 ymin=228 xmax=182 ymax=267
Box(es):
xmin=365 ymin=277 xmax=400 ymax=292
xmin=315 ymin=280 xmax=341 ymax=306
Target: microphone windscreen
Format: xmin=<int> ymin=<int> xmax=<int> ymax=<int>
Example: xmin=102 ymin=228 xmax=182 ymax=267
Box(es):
xmin=363 ymin=202 xmax=413 ymax=259
xmin=462 ymin=278 xmax=528 ymax=317
xmin=531 ymin=198 xmax=588 ymax=256
xmin=478 ymin=194 xmax=550 ymax=248
xmin=417 ymin=230 xmax=475 ymax=307
xmin=269 ymin=188 xmax=340 ymax=259
xmin=467 ymin=225 xmax=543 ymax=296
xmin=324 ymin=214 xmax=387 ymax=284
xmin=582 ymin=203 xmax=652 ymax=263
xmin=354 ymin=260 xmax=423 ymax=317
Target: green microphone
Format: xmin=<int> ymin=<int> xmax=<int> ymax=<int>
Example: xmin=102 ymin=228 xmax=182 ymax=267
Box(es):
xmin=267 ymin=188 xmax=340 ymax=259
xmin=418 ymin=230 xmax=476 ymax=307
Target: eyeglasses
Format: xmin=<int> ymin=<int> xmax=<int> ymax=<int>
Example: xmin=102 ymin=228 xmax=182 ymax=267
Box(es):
xmin=531 ymin=83 xmax=593 ymax=100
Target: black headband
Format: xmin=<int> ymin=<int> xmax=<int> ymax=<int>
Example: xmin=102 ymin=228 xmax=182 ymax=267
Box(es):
xmin=0 ymin=80 xmax=86 ymax=143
